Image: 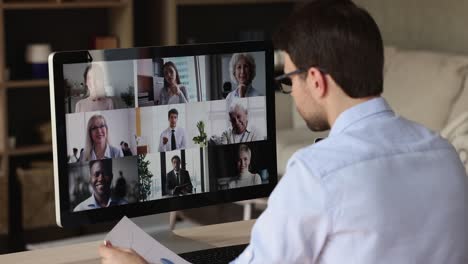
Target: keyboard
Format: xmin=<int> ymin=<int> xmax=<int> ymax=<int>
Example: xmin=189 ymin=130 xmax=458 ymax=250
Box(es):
xmin=179 ymin=244 xmax=248 ymax=264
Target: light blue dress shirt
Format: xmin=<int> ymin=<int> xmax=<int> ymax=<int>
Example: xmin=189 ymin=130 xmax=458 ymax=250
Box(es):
xmin=73 ymin=193 xmax=127 ymax=212
xmin=233 ymin=97 xmax=468 ymax=263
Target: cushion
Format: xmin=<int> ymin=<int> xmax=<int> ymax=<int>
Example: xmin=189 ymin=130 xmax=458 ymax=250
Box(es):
xmin=383 ymin=49 xmax=468 ymax=131
xmin=449 ymin=76 xmax=468 ymax=122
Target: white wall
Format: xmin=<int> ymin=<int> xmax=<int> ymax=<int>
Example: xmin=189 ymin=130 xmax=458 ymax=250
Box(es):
xmin=137 ymin=59 xmax=153 ymax=76
xmin=355 ymin=0 xmax=468 ymax=55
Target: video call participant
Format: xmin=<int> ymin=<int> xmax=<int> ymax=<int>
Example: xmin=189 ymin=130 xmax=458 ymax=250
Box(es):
xmin=158 ymin=108 xmax=187 ymax=152
xmin=99 ymin=0 xmax=468 ymax=263
xmin=165 ymin=155 xmax=193 ymax=196
xmin=75 ymin=64 xmax=114 ymax=113
xmin=120 ymin=142 xmax=133 ymax=156
xmin=217 ymin=102 xmax=260 ymax=144
xmin=228 ymin=144 xmax=262 ymax=189
xmin=73 ymin=159 xmax=127 ymax=212
xmin=225 ymin=53 xmax=262 ymax=103
xmin=69 ymin=147 xmax=79 ymax=163
xmin=83 ymin=115 xmax=123 ymax=161
xmin=158 ymin=61 xmax=189 ymax=105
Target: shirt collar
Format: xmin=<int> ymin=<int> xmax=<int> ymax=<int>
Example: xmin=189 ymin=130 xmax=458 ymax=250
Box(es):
xmin=234 ymin=84 xmax=253 ymax=97
xmin=91 ymin=144 xmax=111 ymax=160
xmin=89 ymin=193 xmax=113 ymax=208
xmin=329 ymin=97 xmax=393 ymax=136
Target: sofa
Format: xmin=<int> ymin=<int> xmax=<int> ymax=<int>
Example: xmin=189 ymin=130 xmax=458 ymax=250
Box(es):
xmin=275 ymin=46 xmax=468 ymax=176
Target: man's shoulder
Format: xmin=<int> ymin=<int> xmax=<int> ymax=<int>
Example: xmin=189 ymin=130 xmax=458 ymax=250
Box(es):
xmin=248 ymin=86 xmax=262 ymax=96
xmin=73 ymin=195 xmax=94 ymax=212
xmin=160 ymin=127 xmax=170 ymax=135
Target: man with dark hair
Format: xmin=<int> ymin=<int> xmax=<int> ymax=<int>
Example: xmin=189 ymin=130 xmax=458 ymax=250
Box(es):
xmin=165 ymin=155 xmax=193 ymax=196
xmin=122 ymin=142 xmax=133 ymax=156
xmin=99 ymin=0 xmax=468 ymax=263
xmin=73 ymin=159 xmax=127 ymax=212
xmin=158 ymin=108 xmax=187 ymax=152
xmin=69 ymin=147 xmax=79 ymax=163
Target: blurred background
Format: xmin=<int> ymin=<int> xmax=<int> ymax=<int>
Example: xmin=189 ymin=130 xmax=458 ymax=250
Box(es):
xmin=2 ymin=0 xmax=468 ymax=255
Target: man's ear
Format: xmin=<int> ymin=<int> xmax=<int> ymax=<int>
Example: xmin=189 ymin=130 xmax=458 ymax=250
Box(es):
xmin=306 ymin=67 xmax=328 ymax=98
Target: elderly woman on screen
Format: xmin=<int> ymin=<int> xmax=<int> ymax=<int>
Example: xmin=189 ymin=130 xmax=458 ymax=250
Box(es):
xmin=229 ymin=144 xmax=262 ymax=189
xmin=216 ymin=102 xmax=260 ymax=144
xmin=158 ymin=61 xmax=189 ymax=105
xmin=75 ymin=64 xmax=114 ymax=113
xmin=83 ymin=115 xmax=123 ymax=161
xmin=225 ymin=53 xmax=262 ymax=103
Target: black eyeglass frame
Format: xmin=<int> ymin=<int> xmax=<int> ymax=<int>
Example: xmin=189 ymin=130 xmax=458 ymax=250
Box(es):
xmin=275 ymin=67 xmax=327 ymax=94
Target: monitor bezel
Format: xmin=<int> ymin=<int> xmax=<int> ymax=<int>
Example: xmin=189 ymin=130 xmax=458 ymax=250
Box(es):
xmin=49 ymin=41 xmax=277 ymax=228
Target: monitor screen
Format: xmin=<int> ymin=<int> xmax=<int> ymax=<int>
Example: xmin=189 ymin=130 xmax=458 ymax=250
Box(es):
xmin=49 ymin=41 xmax=277 ymax=227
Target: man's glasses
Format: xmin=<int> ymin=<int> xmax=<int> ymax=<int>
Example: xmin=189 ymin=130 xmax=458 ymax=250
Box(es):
xmin=274 ymin=67 xmax=327 ymax=94
xmin=90 ymin=124 xmax=107 ymax=131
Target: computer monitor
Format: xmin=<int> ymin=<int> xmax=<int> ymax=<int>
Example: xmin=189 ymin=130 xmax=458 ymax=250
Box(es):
xmin=48 ymin=41 xmax=277 ymax=228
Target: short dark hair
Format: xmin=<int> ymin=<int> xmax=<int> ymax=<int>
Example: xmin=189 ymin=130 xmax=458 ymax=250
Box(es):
xmin=274 ymin=0 xmax=383 ymax=98
xmin=171 ymin=155 xmax=181 ymax=163
xmin=168 ymin=108 xmax=178 ymax=119
xmin=89 ymin=159 xmax=113 ymax=177
xmin=73 ymin=148 xmax=78 ymax=152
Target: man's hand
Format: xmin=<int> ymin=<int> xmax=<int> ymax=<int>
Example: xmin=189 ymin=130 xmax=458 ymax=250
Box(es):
xmin=162 ymin=137 xmax=168 ymax=145
xmin=99 ymin=241 xmax=148 ymax=264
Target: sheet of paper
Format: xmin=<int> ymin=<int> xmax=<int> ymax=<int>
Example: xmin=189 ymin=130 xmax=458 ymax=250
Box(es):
xmin=105 ymin=216 xmax=190 ymax=264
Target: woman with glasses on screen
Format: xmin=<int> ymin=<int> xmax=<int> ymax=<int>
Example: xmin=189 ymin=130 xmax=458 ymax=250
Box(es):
xmin=83 ymin=115 xmax=123 ymax=161
xmin=158 ymin=61 xmax=189 ymax=105
xmin=228 ymin=144 xmax=262 ymax=189
xmin=75 ymin=64 xmax=114 ymax=113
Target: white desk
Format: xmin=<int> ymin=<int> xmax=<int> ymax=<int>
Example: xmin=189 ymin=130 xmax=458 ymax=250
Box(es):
xmin=0 ymin=220 xmax=255 ymax=264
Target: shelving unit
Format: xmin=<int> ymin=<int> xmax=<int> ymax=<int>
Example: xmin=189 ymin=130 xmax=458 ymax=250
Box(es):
xmin=0 ymin=0 xmax=133 ymax=252
xmin=158 ymin=0 xmax=295 ymax=45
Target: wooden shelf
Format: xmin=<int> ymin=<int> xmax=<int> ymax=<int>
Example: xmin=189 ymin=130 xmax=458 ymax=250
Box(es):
xmin=4 ymin=80 xmax=49 ymax=89
xmin=175 ymin=0 xmax=291 ymax=5
xmin=2 ymin=0 xmax=127 ymax=10
xmin=9 ymin=144 xmax=52 ymax=157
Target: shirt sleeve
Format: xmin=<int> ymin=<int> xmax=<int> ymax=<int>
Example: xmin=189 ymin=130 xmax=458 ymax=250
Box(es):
xmin=108 ymin=97 xmax=114 ymax=110
xmin=180 ymin=128 xmax=187 ymax=149
xmin=158 ymin=131 xmax=165 ymax=152
xmin=231 ymin=157 xmax=331 ymax=263
xmin=75 ymin=100 xmax=81 ymax=113
xmin=180 ymin=86 xmax=189 ymax=102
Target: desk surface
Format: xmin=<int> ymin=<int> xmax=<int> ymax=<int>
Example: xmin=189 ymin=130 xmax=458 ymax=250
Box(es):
xmin=0 ymin=220 xmax=255 ymax=264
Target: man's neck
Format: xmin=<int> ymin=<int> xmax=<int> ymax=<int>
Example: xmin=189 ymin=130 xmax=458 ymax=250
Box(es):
xmin=94 ymin=143 xmax=107 ymax=157
xmin=94 ymin=193 xmax=109 ymax=208
xmin=328 ymin=95 xmax=379 ymax=127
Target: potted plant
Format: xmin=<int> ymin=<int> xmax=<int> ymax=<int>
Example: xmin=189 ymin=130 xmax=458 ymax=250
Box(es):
xmin=192 ymin=121 xmax=208 ymax=147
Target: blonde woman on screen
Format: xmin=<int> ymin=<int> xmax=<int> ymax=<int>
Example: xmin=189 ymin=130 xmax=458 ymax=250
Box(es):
xmin=83 ymin=115 xmax=123 ymax=161
xmin=228 ymin=144 xmax=262 ymax=189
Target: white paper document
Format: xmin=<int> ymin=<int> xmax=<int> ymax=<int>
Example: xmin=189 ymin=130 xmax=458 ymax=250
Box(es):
xmin=105 ymin=216 xmax=190 ymax=264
